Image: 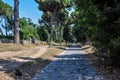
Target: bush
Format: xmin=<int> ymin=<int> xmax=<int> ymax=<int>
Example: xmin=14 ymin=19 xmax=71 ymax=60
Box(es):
xmin=37 ymin=26 xmax=50 ymax=42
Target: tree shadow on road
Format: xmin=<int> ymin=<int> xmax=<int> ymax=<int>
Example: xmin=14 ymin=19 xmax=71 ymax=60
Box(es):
xmin=0 ymin=57 xmax=51 ymax=80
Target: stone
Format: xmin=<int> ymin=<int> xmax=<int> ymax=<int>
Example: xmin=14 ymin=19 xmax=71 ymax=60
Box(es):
xmin=32 ymin=45 xmax=105 ymax=80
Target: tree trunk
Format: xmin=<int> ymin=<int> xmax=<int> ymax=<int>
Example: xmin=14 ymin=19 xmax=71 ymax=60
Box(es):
xmin=59 ymin=26 xmax=63 ymax=46
xmin=49 ymin=21 xmax=53 ymax=47
xmin=66 ymin=41 xmax=67 ymax=46
xmin=14 ymin=0 xmax=20 ymax=44
xmin=0 ymin=17 xmax=3 ymax=23
xmin=0 ymin=28 xmax=3 ymax=35
xmin=49 ymin=12 xmax=55 ymax=47
xmin=5 ymin=18 xmax=8 ymax=36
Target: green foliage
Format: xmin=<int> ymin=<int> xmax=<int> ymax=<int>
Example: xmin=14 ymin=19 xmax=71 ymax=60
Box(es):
xmin=35 ymin=0 xmax=72 ymax=12
xmin=0 ymin=0 xmax=12 ymax=17
xmin=63 ymin=26 xmax=73 ymax=43
xmin=73 ymin=25 xmax=86 ymax=42
xmin=35 ymin=0 xmax=72 ymax=46
xmin=0 ymin=0 xmax=13 ymax=37
xmin=72 ymin=0 xmax=100 ymax=43
xmin=37 ymin=26 xmax=50 ymax=42
xmin=94 ymin=2 xmax=120 ymax=66
xmin=19 ymin=18 xmax=39 ymax=40
xmin=6 ymin=16 xmax=14 ymax=32
xmin=73 ymin=0 xmax=120 ymax=66
xmin=42 ymin=12 xmax=51 ymax=24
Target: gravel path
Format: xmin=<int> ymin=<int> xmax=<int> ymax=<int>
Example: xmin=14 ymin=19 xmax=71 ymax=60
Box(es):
xmin=32 ymin=45 xmax=105 ymax=80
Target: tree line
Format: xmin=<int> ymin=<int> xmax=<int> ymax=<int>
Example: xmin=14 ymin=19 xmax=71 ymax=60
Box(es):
xmin=0 ymin=0 xmax=119 ymax=66
xmin=0 ymin=0 xmax=73 ymax=46
xmin=0 ymin=0 xmax=50 ymax=43
xmin=35 ymin=0 xmax=120 ymax=66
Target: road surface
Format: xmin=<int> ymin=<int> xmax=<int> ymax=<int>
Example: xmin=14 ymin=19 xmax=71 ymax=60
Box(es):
xmin=32 ymin=44 xmax=105 ymax=80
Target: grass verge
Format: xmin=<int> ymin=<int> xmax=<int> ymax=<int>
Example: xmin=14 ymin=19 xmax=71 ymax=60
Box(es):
xmin=0 ymin=43 xmax=43 ymax=52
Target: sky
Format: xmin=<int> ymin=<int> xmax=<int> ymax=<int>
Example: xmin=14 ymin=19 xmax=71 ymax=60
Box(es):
xmin=1 ymin=0 xmax=74 ymax=35
xmin=2 ymin=0 xmax=43 ymax=24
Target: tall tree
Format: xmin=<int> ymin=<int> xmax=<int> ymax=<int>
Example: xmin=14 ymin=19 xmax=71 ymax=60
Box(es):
xmin=35 ymin=0 xmax=71 ymax=47
xmin=63 ymin=26 xmax=72 ymax=45
xmin=14 ymin=0 xmax=20 ymax=44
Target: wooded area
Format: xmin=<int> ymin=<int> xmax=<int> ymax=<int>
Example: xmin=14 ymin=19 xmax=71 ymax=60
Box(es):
xmin=0 ymin=0 xmax=120 ymax=72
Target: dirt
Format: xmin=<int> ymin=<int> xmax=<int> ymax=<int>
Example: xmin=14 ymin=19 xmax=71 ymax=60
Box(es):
xmin=0 ymin=45 xmax=64 ymax=80
xmin=18 ymin=47 xmax=63 ymax=80
xmin=0 ymin=46 xmax=48 ymax=80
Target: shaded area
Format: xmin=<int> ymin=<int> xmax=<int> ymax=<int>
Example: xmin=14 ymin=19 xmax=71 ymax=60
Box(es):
xmin=0 ymin=59 xmax=22 ymax=72
xmin=18 ymin=58 xmax=51 ymax=80
xmin=0 ymin=57 xmax=51 ymax=80
xmin=16 ymin=57 xmax=35 ymax=61
xmin=65 ymin=44 xmax=91 ymax=51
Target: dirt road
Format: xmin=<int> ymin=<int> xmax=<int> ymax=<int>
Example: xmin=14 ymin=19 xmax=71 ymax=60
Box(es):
xmin=0 ymin=46 xmax=48 ymax=72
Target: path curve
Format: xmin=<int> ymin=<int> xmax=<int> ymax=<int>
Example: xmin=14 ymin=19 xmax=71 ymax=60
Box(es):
xmin=0 ymin=46 xmax=48 ymax=72
xmin=32 ymin=44 xmax=105 ymax=80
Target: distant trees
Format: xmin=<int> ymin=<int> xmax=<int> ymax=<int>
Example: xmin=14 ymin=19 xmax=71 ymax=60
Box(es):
xmin=35 ymin=0 xmax=72 ymax=47
xmin=19 ymin=18 xmax=39 ymax=40
xmin=1 ymin=0 xmax=119 ymax=66
xmin=63 ymin=26 xmax=72 ymax=45
xmin=0 ymin=0 xmax=40 ymax=43
xmin=40 ymin=9 xmax=73 ymax=44
xmin=37 ymin=26 xmax=50 ymax=42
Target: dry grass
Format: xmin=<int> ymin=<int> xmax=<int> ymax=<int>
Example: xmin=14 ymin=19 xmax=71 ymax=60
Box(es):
xmin=81 ymin=45 xmax=95 ymax=54
xmin=0 ymin=73 xmax=14 ymax=80
xmin=0 ymin=43 xmax=64 ymax=80
xmin=0 ymin=43 xmax=42 ymax=52
xmin=40 ymin=46 xmax=63 ymax=60
xmin=0 ymin=42 xmax=66 ymax=80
